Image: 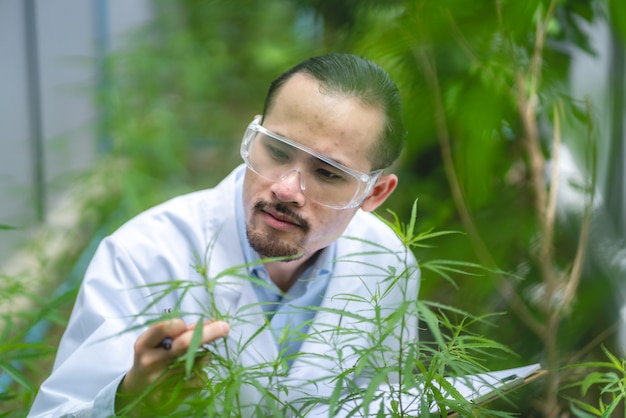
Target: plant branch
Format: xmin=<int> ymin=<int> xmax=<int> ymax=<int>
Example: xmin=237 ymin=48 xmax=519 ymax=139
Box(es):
xmin=409 ymin=9 xmax=546 ymax=337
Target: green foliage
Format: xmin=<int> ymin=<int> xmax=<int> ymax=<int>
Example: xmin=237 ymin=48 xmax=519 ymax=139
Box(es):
xmin=0 ymin=287 xmax=78 ymax=415
xmin=100 ymin=0 xmax=322 ymax=220
xmin=2 ymin=0 xmax=622 ymax=416
xmin=106 ymin=199 xmax=523 ymax=416
xmin=334 ymin=1 xmax=618 ymax=415
xmin=564 ymin=346 xmax=626 ymax=417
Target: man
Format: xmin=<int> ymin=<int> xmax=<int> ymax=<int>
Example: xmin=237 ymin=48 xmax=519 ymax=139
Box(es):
xmin=29 ymin=53 xmax=420 ymax=417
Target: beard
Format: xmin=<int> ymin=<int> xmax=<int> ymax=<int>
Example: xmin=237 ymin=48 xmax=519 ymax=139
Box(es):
xmin=246 ymin=201 xmax=310 ymax=261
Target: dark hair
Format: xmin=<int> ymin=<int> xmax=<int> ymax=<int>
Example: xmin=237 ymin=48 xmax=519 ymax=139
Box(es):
xmin=262 ymin=53 xmax=406 ymax=170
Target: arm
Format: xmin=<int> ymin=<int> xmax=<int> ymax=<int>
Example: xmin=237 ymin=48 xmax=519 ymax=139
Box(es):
xmin=28 ymin=235 xmax=228 ymax=417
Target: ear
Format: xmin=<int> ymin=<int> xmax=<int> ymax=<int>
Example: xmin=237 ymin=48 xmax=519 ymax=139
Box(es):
xmin=360 ymin=173 xmax=398 ymax=212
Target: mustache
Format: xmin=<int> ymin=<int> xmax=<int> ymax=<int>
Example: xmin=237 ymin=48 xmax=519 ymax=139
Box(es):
xmin=254 ymin=201 xmax=310 ymax=232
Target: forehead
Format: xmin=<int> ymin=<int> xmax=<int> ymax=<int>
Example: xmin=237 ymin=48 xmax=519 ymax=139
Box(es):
xmin=263 ymin=74 xmax=385 ymax=171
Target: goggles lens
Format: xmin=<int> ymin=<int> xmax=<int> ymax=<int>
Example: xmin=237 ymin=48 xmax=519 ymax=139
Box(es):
xmin=240 ymin=117 xmax=382 ymax=209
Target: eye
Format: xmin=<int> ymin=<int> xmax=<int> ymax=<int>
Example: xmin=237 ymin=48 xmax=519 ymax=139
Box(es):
xmin=262 ymin=139 xmax=291 ymax=163
xmin=268 ymin=145 xmax=288 ymax=161
xmin=314 ymin=166 xmax=346 ymax=183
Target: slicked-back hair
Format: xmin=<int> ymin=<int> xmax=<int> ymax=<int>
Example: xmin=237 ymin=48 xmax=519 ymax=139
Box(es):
xmin=261 ymin=54 xmax=406 ymax=171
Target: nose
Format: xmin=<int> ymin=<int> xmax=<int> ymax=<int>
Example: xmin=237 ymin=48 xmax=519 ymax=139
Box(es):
xmin=270 ymin=169 xmax=306 ymax=206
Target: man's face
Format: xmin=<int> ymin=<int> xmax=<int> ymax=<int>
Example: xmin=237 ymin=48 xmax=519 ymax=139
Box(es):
xmin=242 ymin=73 xmax=386 ymax=260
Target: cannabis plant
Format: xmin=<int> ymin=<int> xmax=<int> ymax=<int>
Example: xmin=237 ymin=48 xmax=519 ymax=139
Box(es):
xmin=112 ymin=201 xmax=521 ymax=417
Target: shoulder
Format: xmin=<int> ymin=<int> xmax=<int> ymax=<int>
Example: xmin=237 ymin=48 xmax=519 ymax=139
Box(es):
xmin=339 ymin=209 xmax=415 ymax=265
xmin=342 ymin=210 xmax=402 ymax=246
xmin=334 ymin=209 xmax=420 ymax=305
xmin=107 ymin=166 xmax=243 ymax=255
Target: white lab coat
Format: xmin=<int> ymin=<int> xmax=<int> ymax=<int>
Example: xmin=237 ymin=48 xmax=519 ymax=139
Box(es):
xmin=29 ymin=165 xmax=420 ymax=417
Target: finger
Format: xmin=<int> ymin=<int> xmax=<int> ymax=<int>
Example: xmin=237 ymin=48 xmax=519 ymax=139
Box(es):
xmin=137 ymin=319 xmax=187 ymax=352
xmin=183 ymin=318 xmax=216 ymax=332
xmin=200 ymin=320 xmax=229 ymax=344
xmin=120 ymin=320 xmax=193 ymax=401
xmin=172 ymin=321 xmax=230 ymax=350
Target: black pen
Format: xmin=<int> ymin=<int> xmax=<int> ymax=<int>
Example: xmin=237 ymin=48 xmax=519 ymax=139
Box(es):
xmin=160 ymin=307 xmax=174 ymax=350
xmin=160 ymin=336 xmax=173 ymax=350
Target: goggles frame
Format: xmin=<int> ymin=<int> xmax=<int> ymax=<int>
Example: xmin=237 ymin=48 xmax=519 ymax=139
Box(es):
xmin=240 ymin=116 xmax=383 ymax=209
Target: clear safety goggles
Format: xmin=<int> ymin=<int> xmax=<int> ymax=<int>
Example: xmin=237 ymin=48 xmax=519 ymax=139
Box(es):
xmin=240 ymin=116 xmax=383 ymax=209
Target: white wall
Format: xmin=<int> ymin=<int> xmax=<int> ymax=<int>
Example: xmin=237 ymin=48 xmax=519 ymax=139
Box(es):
xmin=0 ymin=0 xmax=152 ymax=260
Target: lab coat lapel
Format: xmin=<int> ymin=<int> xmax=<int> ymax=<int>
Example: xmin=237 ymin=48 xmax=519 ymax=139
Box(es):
xmin=213 ymin=273 xmax=279 ymax=368
xmin=202 ymin=178 xmax=279 ymax=367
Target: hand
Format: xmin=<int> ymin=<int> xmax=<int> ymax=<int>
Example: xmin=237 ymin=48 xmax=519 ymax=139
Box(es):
xmin=115 ymin=318 xmax=230 ymax=415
